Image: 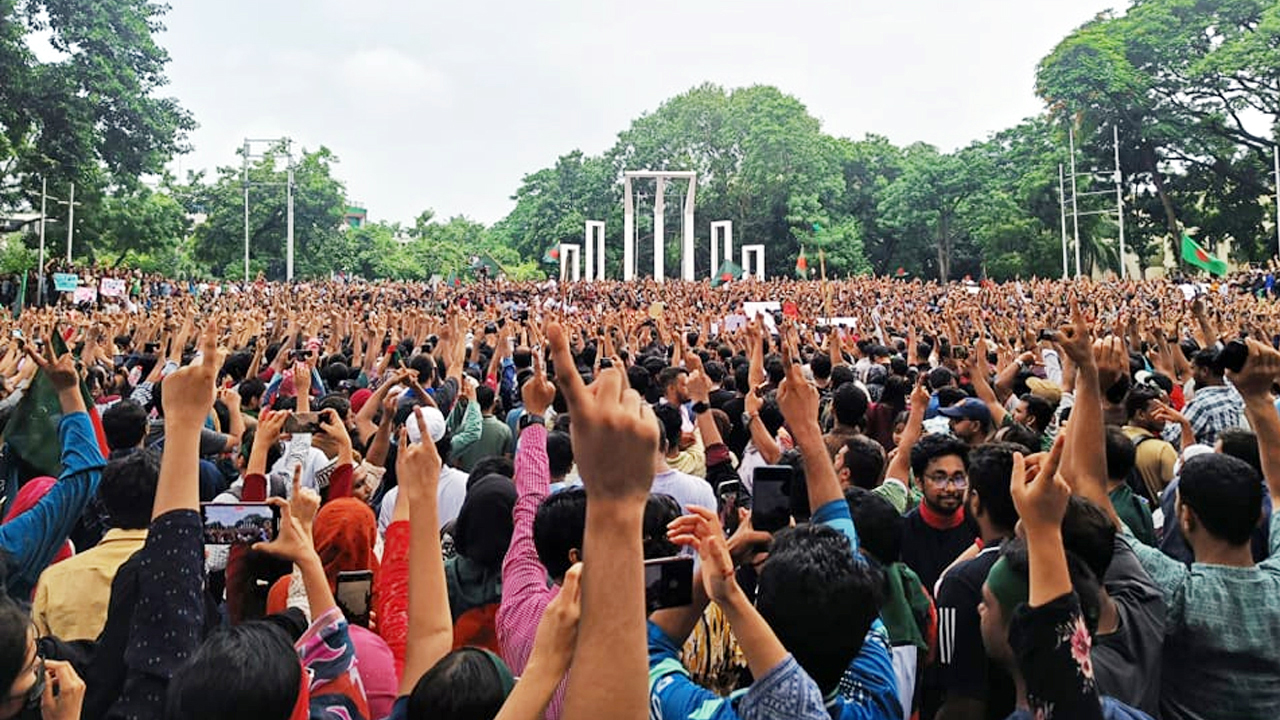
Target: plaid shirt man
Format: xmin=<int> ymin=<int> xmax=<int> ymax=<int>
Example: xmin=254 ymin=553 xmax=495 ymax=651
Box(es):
xmin=1163 ymin=384 xmax=1243 ymax=447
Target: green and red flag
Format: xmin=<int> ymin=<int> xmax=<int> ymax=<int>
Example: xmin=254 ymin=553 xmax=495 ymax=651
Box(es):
xmin=1181 ymin=235 xmax=1227 ymax=276
xmin=541 ymin=246 xmax=560 ymax=264
xmin=712 ymin=259 xmax=744 ymax=288
xmin=795 ymin=247 xmax=809 ymax=279
xmin=1 ymin=331 xmax=108 ymax=480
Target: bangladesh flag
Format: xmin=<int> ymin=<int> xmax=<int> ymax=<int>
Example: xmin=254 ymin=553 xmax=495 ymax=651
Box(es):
xmin=795 ymin=247 xmax=809 ymax=279
xmin=541 ymin=246 xmax=560 ymax=264
xmin=712 ymin=259 xmax=743 ymax=288
xmin=1181 ymin=235 xmax=1227 ymax=276
xmin=1 ymin=331 xmax=108 ymax=481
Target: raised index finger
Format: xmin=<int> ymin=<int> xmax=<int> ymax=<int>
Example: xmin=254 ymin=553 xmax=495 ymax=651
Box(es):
xmin=545 ymin=319 xmax=586 ymax=402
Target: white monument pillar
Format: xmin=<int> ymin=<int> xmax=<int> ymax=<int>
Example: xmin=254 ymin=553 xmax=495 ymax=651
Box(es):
xmin=584 ymin=221 xmax=606 ymax=281
xmin=710 ymin=221 xmax=733 ymax=276
xmin=742 ymin=245 xmax=765 ymax=281
xmin=623 ymin=171 xmax=697 ymax=283
xmin=681 ymin=181 xmax=696 ymax=281
xmin=653 ymin=177 xmax=666 ymax=282
xmin=623 ymin=177 xmax=635 ymax=281
xmin=559 ymin=243 xmax=581 ymax=283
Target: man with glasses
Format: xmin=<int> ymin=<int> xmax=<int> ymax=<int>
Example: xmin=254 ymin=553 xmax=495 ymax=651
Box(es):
xmin=899 ymin=434 xmax=976 ymax=596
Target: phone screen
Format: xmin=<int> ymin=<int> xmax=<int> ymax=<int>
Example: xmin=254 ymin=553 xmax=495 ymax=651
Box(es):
xmin=283 ymin=412 xmax=323 ymax=434
xmin=717 ymin=481 xmax=741 ymax=535
xmin=200 ymin=502 xmax=279 ymax=545
xmin=336 ymin=570 xmax=374 ymax=627
xmin=752 ymin=466 xmax=794 ymax=534
xmin=644 ymin=556 xmax=694 ymax=613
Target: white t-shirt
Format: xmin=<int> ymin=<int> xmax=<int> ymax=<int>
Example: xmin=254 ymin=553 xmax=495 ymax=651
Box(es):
xmin=652 ymin=468 xmax=717 ymax=513
xmin=378 ymin=465 xmax=468 ymax=534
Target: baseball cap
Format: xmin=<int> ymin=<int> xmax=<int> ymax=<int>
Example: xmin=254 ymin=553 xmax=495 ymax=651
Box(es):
xmin=406 ymin=406 xmax=448 ymax=444
xmin=938 ymin=397 xmax=991 ymax=423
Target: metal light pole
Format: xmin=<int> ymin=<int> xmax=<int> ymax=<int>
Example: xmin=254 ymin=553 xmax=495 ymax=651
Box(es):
xmin=38 ymin=178 xmax=48 ymax=305
xmin=1113 ymin=125 xmax=1126 ymax=280
xmin=286 ymin=139 xmax=295 ymax=282
xmin=243 ymin=140 xmax=251 ymax=282
xmin=63 ymin=183 xmax=76 ymax=263
xmin=1274 ymin=144 xmax=1279 ymax=261
xmin=1069 ymin=125 xmax=1082 ymax=278
xmin=1058 ymin=164 xmax=1069 ymax=279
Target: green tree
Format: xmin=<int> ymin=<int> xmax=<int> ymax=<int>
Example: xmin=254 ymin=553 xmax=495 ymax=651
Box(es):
xmin=189 ymin=146 xmax=346 ymax=280
xmin=0 ymin=0 xmax=194 ymax=209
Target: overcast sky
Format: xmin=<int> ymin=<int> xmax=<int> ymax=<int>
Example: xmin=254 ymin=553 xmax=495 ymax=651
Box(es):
xmin=156 ymin=0 xmax=1121 ymax=225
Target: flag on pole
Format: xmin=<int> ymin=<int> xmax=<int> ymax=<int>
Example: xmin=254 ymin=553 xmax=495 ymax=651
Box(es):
xmin=541 ymin=246 xmax=561 ymax=264
xmin=1181 ymin=235 xmax=1227 ymax=276
xmin=795 ymin=247 xmax=809 ymax=279
xmin=712 ymin=259 xmax=743 ymax=288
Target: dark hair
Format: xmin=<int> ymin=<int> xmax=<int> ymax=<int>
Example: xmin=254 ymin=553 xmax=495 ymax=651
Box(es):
xmin=928 ymin=366 xmax=956 ymax=390
xmin=1060 ymin=497 xmax=1116 ymax=579
xmin=239 ymin=378 xmax=267 ymax=407
xmin=533 ymin=487 xmax=587 ymax=580
xmin=1178 ymin=453 xmax=1262 ymax=545
xmin=653 ymin=404 xmax=682 ymax=454
xmin=844 ymin=487 xmax=902 ymax=564
xmin=997 ymin=539 xmax=1102 ymax=634
xmin=167 ymin=623 xmax=304 ymax=720
xmin=99 ymin=450 xmax=160 ymax=530
xmin=102 ymin=400 xmax=148 ymax=452
xmin=644 ymin=494 xmax=682 ymax=559
xmin=810 ymin=355 xmax=832 ymax=381
xmin=1217 ymin=427 xmax=1261 ymax=477
xmin=764 ymin=354 xmax=786 ymax=386
xmin=0 ymin=600 xmax=31 ymax=701
xmin=832 ymin=383 xmax=869 ymax=429
xmin=935 ymin=386 xmax=967 ymax=409
xmin=1192 ymin=348 xmax=1224 ymax=375
xmin=475 ymin=385 xmax=496 ymax=412
xmin=1103 ymin=426 xmax=1136 ymax=482
xmin=1019 ymin=394 xmax=1054 ymax=432
xmin=910 ymin=433 xmax=970 ymax=479
xmin=546 ymin=431 xmax=574 ymax=479
xmin=830 ymin=364 xmax=856 ymax=389
xmin=466 ymin=457 xmax=515 ymax=491
xmin=994 ymin=423 xmax=1039 ymax=455
xmin=1124 ymin=385 xmax=1161 ymax=421
xmin=704 ymin=360 xmax=727 ymax=384
xmin=757 ymin=524 xmax=882 ymax=694
xmin=656 ymin=367 xmax=687 ymax=394
xmin=627 ymin=364 xmax=651 ymax=396
xmin=840 ymin=435 xmax=886 ymax=490
xmin=406 ymin=647 xmax=510 ymax=720
xmin=316 ymin=393 xmax=351 ymax=420
xmin=965 ymin=443 xmax=1020 ymax=531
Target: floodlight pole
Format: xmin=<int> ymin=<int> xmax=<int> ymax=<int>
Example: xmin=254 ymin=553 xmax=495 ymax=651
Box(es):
xmin=1058 ymin=164 xmax=1069 ymax=280
xmin=63 ymin=183 xmax=77 ymax=263
xmin=38 ymin=177 xmax=48 ymax=304
xmin=1069 ymin=125 xmax=1082 ymax=279
xmin=286 ymin=139 xmax=295 ymax=282
xmin=243 ymin=140 xmax=251 ymax=282
xmin=1274 ymin=144 xmax=1279 ymax=261
xmin=1114 ymin=125 xmax=1125 ymax=280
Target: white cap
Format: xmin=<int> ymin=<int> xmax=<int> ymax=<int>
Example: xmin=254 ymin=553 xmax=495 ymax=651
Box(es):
xmin=406 ymin=405 xmax=448 ymax=444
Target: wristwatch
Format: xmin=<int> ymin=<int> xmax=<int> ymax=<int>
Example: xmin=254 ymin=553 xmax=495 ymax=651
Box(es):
xmin=518 ymin=413 xmax=546 ymax=433
xmin=692 ymin=401 xmax=710 ymax=415
xmin=741 ymin=412 xmax=757 ymax=427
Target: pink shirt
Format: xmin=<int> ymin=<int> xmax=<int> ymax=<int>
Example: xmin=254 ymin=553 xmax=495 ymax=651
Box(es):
xmin=496 ymin=424 xmax=566 ymax=720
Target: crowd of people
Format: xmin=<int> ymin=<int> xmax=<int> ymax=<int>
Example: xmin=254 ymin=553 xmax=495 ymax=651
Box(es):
xmin=0 ymin=269 xmax=1273 ymax=720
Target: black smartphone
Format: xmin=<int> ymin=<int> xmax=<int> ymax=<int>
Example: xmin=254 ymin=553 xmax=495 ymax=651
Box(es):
xmin=717 ymin=480 xmax=741 ymax=535
xmin=644 ymin=556 xmax=694 ymax=613
xmin=284 ymin=412 xmax=323 ymax=434
xmin=752 ymin=465 xmax=794 ymax=533
xmin=335 ymin=570 xmax=374 ymax=627
xmin=200 ymin=502 xmax=280 ymax=545
xmin=1221 ymin=339 xmax=1249 ymax=374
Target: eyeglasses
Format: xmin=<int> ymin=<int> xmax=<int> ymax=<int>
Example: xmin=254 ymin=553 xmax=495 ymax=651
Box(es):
xmin=924 ymin=472 xmax=968 ymax=488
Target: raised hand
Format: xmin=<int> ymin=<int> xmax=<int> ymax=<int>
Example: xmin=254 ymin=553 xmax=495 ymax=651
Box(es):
xmin=163 ymin=323 xmax=222 ymax=427
xmin=1009 ymin=447 xmax=1071 ymax=535
xmin=1227 ymin=338 xmax=1280 ymax=400
xmin=775 ymin=337 xmax=821 ymax=441
xmin=525 ymin=562 xmax=583 ymax=679
xmin=24 ymin=332 xmax=78 ymax=393
xmin=1092 ymin=336 xmax=1128 ymax=390
xmin=667 ymin=506 xmax=739 ymax=604
xmin=397 ymin=406 xmax=443 ymax=504
xmin=547 ymin=318 xmax=658 ymax=502
xmin=1057 ymin=296 xmax=1095 ymax=367
xmin=252 ymin=498 xmax=316 ymax=564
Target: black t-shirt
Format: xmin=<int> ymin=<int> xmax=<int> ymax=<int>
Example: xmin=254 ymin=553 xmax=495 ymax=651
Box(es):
xmin=934 ymin=544 xmax=1016 ymax=719
xmin=899 ymin=507 xmax=977 ymax=597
